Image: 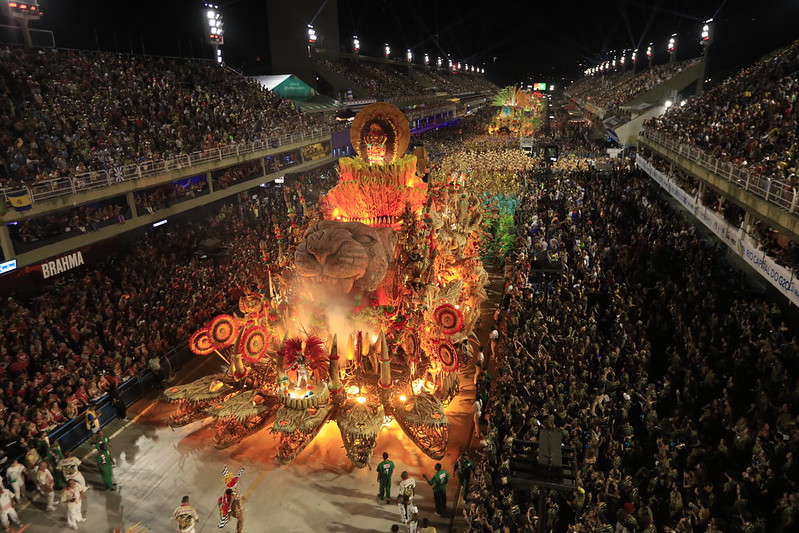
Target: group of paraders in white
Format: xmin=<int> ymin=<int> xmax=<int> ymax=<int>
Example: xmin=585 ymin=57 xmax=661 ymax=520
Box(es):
xmin=1 ymin=444 xmax=99 ymax=531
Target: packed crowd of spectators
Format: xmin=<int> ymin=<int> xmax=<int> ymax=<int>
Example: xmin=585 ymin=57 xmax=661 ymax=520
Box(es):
xmin=567 ymin=60 xmax=697 ymax=115
xmin=312 ymin=56 xmax=429 ymax=99
xmin=8 ymin=198 xmax=129 ymax=249
xmin=213 ymin=160 xmax=265 ymax=189
xmin=642 ymin=147 xmax=799 ymax=276
xmin=466 ymin=162 xmax=799 ymax=532
xmin=412 ymin=68 xmax=498 ymax=94
xmin=645 ymin=39 xmax=799 ymax=187
xmin=0 ymin=166 xmax=336 ymax=453
xmin=134 ymin=176 xmax=209 ymax=215
xmin=0 ymin=47 xmax=323 ymax=188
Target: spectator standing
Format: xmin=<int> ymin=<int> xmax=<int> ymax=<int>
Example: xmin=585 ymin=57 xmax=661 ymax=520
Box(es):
xmin=377 ymin=451 xmax=395 ymax=503
xmin=422 ymin=463 xmax=450 ymax=517
xmin=172 ymin=495 xmax=199 ymax=533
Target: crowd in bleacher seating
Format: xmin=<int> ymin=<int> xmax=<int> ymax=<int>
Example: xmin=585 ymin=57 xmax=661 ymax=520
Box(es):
xmin=0 ymin=47 xmax=322 ymax=188
xmin=467 ymin=164 xmax=799 ymax=533
xmin=567 ymin=60 xmax=696 ymax=115
xmin=645 ymin=39 xmax=799 ymax=187
xmin=642 ymin=148 xmax=799 ymax=276
xmin=313 ymin=56 xmax=429 ymax=99
xmin=9 ymin=199 xmax=128 ymax=248
xmin=412 ymin=68 xmax=498 ymax=94
xmin=134 ymin=176 xmax=209 ymax=215
xmin=214 ymin=160 xmax=266 ymax=189
xmin=0 ymin=166 xmax=335 ymax=453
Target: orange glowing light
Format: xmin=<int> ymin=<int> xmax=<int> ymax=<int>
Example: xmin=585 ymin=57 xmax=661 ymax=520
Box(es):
xmin=356 ymin=396 xmax=367 ymax=404
xmin=346 ymin=385 xmax=361 ymax=395
xmin=398 ymin=394 xmax=407 ymax=402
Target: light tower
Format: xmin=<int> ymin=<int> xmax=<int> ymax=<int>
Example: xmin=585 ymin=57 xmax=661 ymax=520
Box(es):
xmin=697 ymin=19 xmax=714 ymax=95
xmin=384 ymin=44 xmax=391 ymax=59
xmin=406 ymin=49 xmax=412 ymax=63
xmin=204 ymin=3 xmax=224 ymax=64
xmin=667 ymin=34 xmax=676 ymax=64
xmin=352 ymin=35 xmax=360 ymax=54
xmin=1 ymin=0 xmax=43 ymax=48
xmin=424 ymin=53 xmax=429 ymax=66
xmin=647 ymin=42 xmax=653 ymax=68
xmin=632 ymin=48 xmax=638 ymax=73
xmin=436 ymin=56 xmax=442 ymax=69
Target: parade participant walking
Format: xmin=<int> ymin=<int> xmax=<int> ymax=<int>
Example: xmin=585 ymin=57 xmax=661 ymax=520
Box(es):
xmin=47 ymin=440 xmax=66 ymax=490
xmin=473 ymin=345 xmax=485 ymax=385
xmin=35 ymin=462 xmax=57 ymax=512
xmin=4 ymin=460 xmax=25 ymax=503
xmin=172 ymin=495 xmax=199 ymax=533
xmin=397 ymin=494 xmax=418 ymax=533
xmin=62 ymin=478 xmax=86 ymax=530
xmin=96 ymin=442 xmax=116 ymax=491
xmin=57 ymin=452 xmax=86 ymax=488
xmin=418 ymin=518 xmax=437 ymax=533
xmin=0 ymin=485 xmax=21 ymax=531
xmin=422 ymin=463 xmax=450 ymax=516
xmin=398 ymin=471 xmax=416 ymax=503
xmin=454 ymin=450 xmax=474 ymax=492
xmin=489 ymin=328 xmax=499 ymax=359
xmin=93 ymin=430 xmax=111 ymax=452
xmin=377 ymin=452 xmax=395 ymax=503
xmin=218 ymin=488 xmax=244 ymax=533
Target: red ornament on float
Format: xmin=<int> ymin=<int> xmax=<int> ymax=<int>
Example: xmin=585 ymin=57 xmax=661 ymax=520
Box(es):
xmin=189 ymin=328 xmax=215 ymax=355
xmin=209 ymin=315 xmax=240 ymax=349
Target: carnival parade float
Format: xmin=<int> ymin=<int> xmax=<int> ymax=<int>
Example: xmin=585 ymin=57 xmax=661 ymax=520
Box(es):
xmin=162 ymin=103 xmax=488 ymax=467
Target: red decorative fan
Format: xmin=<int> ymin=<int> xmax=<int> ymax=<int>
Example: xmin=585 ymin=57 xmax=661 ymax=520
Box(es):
xmin=189 ymin=328 xmax=215 ymax=355
xmin=433 ymin=304 xmax=464 ymax=335
xmin=238 ymin=326 xmax=270 ymax=363
xmin=436 ymin=339 xmax=459 ymax=372
xmin=209 ymin=315 xmax=240 ymax=349
xmin=403 ymin=329 xmax=421 ymax=364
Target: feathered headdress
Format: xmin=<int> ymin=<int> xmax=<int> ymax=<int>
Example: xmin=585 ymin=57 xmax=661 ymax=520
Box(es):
xmin=281 ymin=336 xmax=329 ymax=383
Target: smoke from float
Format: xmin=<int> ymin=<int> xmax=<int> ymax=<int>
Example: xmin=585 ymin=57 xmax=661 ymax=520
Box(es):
xmin=162 ymin=103 xmax=488 ymax=467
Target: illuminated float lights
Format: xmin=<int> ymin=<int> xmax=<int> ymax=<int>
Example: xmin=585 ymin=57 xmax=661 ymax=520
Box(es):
xmin=335 ymin=215 xmax=403 ymax=226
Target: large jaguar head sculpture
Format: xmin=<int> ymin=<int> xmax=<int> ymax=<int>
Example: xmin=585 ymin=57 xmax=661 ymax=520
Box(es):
xmin=294 ymin=221 xmax=397 ymax=294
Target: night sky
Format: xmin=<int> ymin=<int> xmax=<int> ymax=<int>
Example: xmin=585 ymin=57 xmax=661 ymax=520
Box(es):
xmin=11 ymin=0 xmax=799 ymax=88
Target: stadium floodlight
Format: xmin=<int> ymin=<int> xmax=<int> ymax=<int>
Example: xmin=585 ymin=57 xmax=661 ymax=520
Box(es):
xmin=353 ymin=36 xmax=360 ymax=54
xmin=437 ymin=56 xmax=442 ymax=68
xmin=701 ymin=18 xmax=714 ymax=46
xmin=667 ymin=34 xmax=677 ymax=64
xmin=632 ymin=49 xmax=637 ymax=63
xmin=664 ymin=100 xmax=673 ymax=108
xmin=384 ymin=44 xmax=391 ymax=58
xmin=620 ymin=52 xmax=625 ymax=66
xmin=307 ymin=24 xmax=316 ymax=45
xmin=204 ymin=3 xmax=223 ymax=64
xmin=204 ymin=4 xmax=223 ymax=44
xmin=424 ymin=53 xmax=429 ymax=65
xmin=406 ymin=49 xmax=412 ymax=62
xmin=647 ymin=43 xmax=652 ymax=57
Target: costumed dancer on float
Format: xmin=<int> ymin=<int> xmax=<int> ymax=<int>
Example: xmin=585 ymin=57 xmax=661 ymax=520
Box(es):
xmin=217 ymin=465 xmax=245 ymax=532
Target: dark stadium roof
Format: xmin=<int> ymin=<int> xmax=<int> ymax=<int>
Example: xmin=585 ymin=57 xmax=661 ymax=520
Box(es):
xmin=17 ymin=0 xmax=799 ymax=87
